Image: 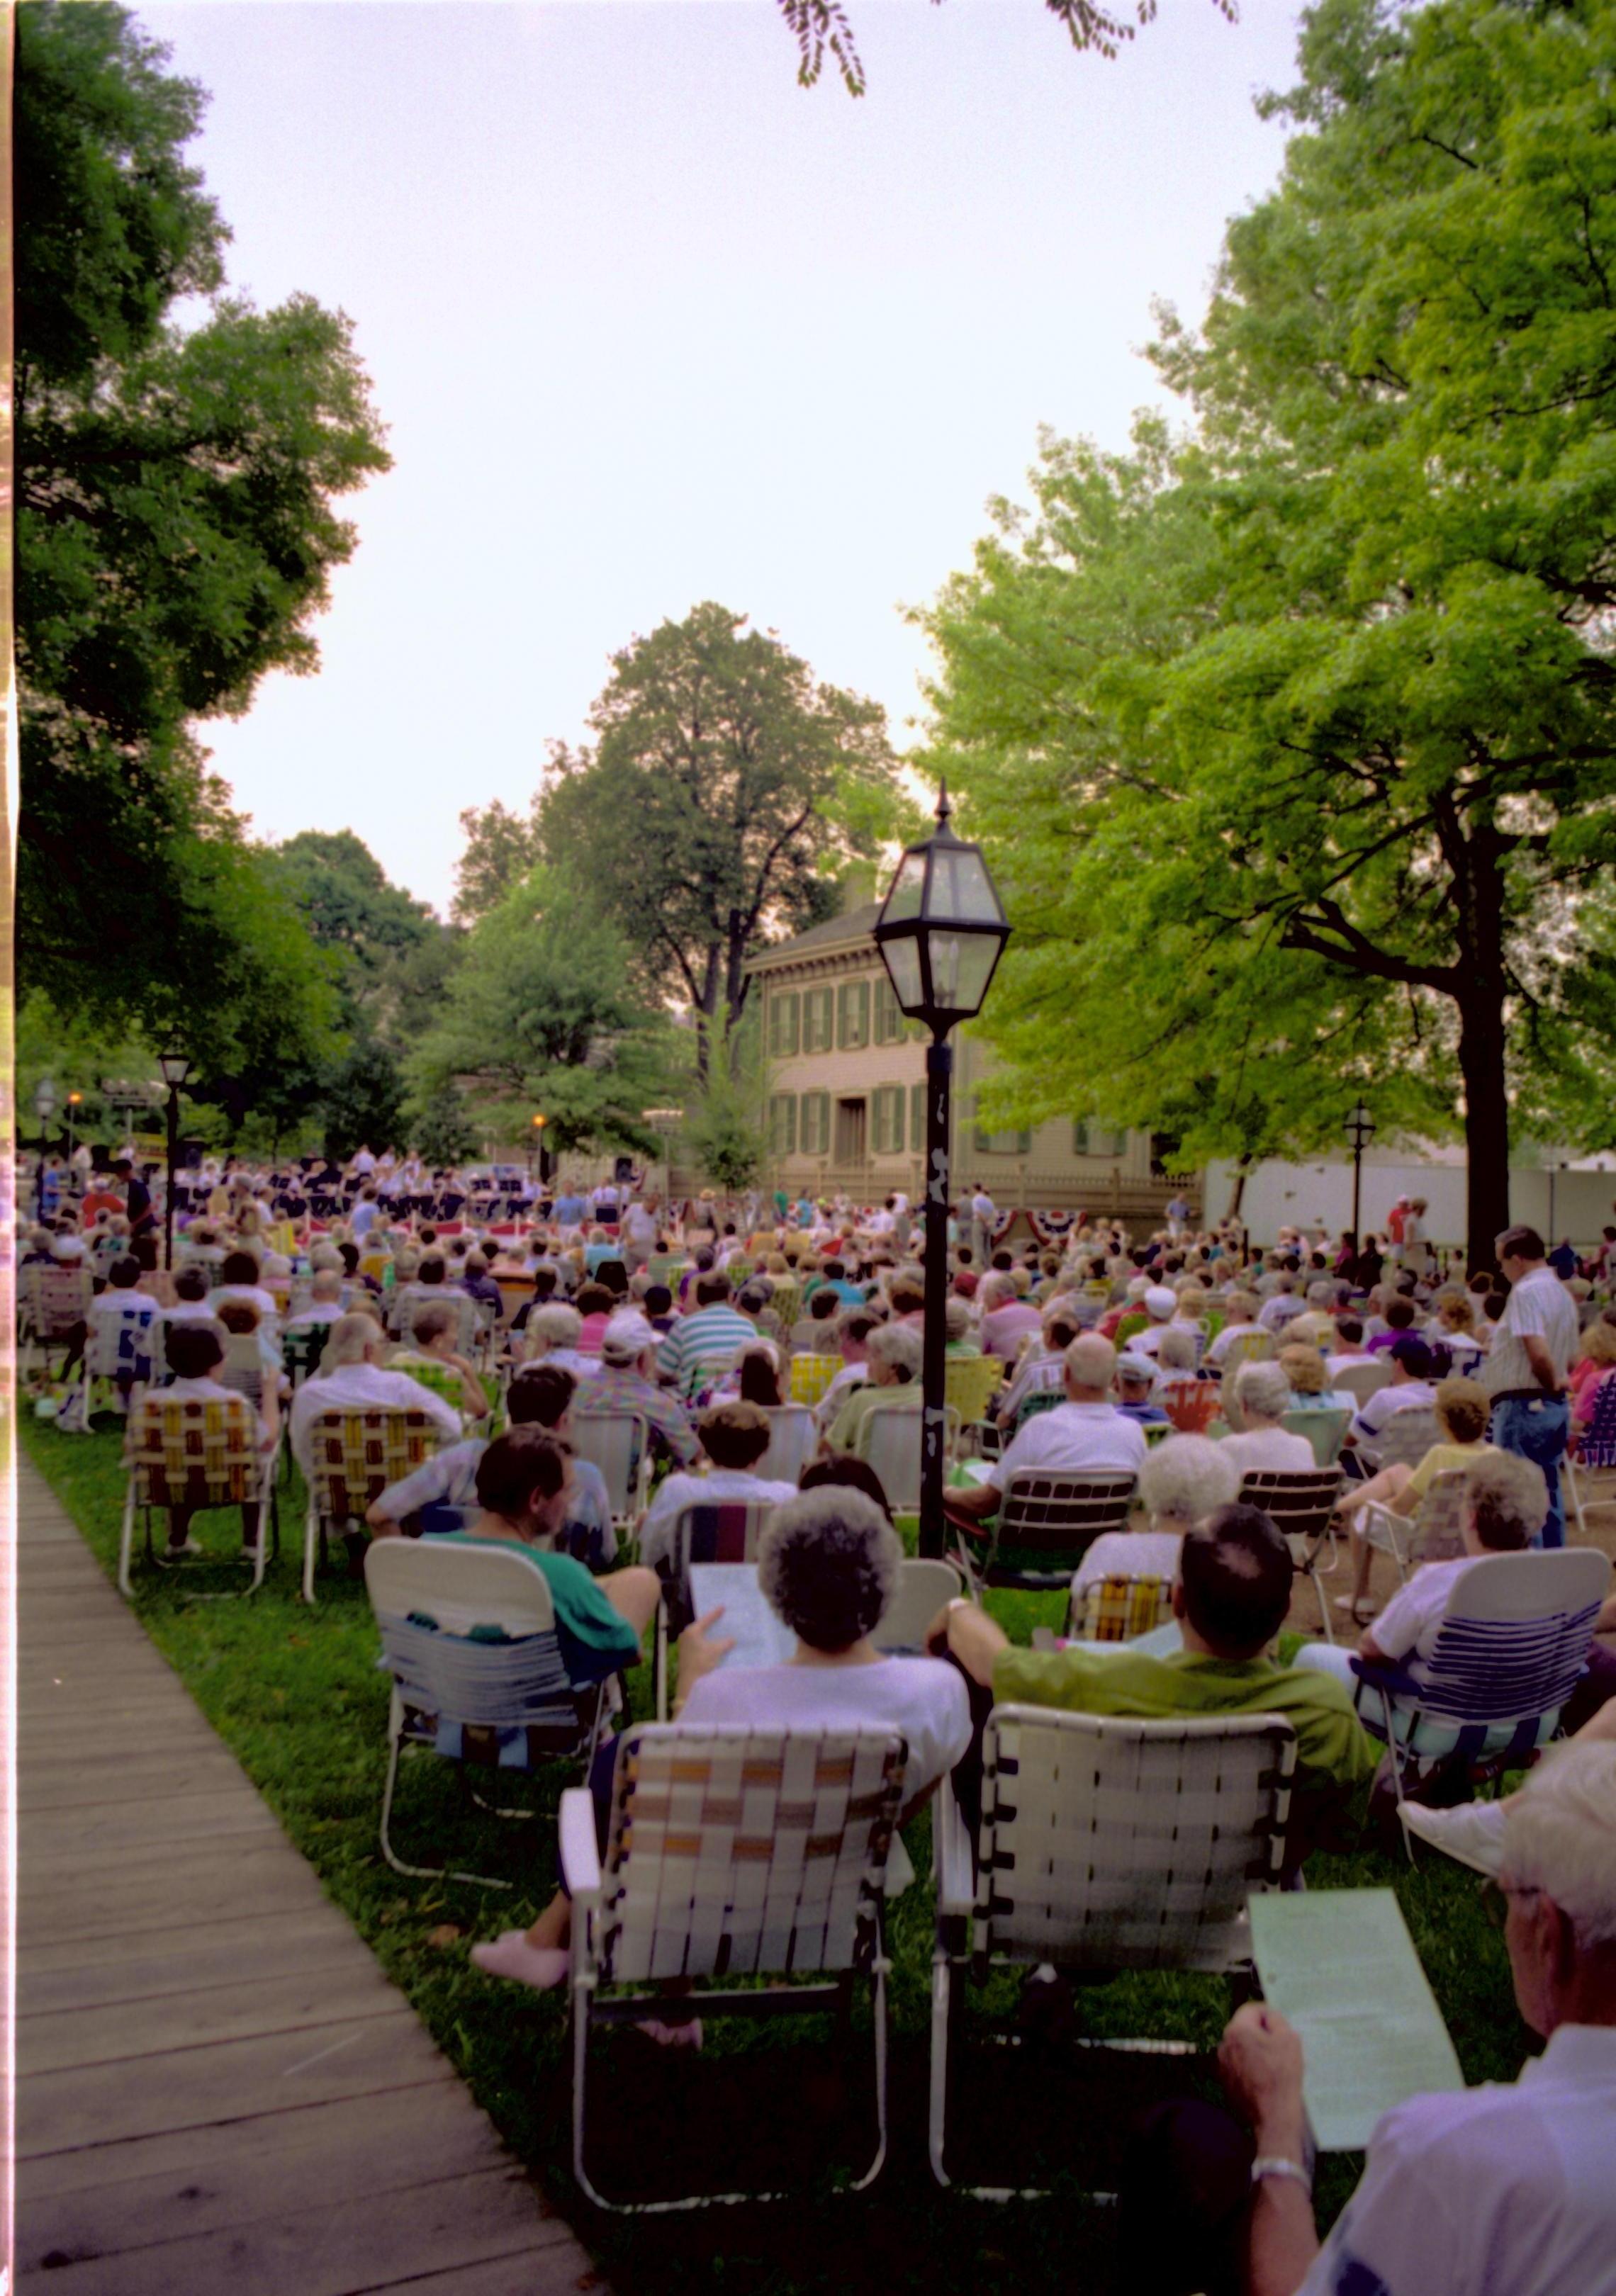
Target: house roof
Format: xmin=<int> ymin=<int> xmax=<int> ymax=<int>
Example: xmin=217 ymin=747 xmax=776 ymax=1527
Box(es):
xmin=747 ymin=902 xmax=882 ymax=973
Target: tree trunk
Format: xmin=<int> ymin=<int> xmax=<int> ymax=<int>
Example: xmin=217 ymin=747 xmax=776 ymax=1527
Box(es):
xmin=1227 ymin=1155 xmax=1251 ymax=1222
xmin=1457 ymin=991 xmax=1511 ymax=1274
xmin=694 ymin=942 xmax=723 ymax=1083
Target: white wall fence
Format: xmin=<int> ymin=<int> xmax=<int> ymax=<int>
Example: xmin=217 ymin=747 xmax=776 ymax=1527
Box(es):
xmin=1204 ymin=1154 xmax=1616 ymax=1256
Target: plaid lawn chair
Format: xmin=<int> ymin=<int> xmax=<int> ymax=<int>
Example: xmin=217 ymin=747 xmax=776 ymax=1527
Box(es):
xmin=118 ymin=1392 xmax=276 ymax=1597
xmin=1350 ymin=1549 xmax=1610 ymax=1843
xmin=366 ymin=1539 xmax=611 ymax=1889
xmin=18 ymin=1263 xmax=94 ymax=1383
xmin=302 ymin=1407 xmax=444 ymax=1604
xmin=930 ymin=1707 xmax=1295 ymax=2193
xmin=1073 ymin=1572 xmax=1174 ymax=1643
xmin=1162 ymin=1378 xmax=1223 ymax=1436
xmin=564 ymin=1723 xmax=908 ymax=2210
xmin=944 ymin=1355 xmax=1004 ymax=1456
xmin=788 ymin=1351 xmax=844 ymax=1407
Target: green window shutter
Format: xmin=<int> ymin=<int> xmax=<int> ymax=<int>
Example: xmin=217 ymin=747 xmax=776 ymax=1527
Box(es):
xmin=910 ymin=1081 xmax=926 ymax=1157
xmin=872 ymin=1086 xmax=905 ymax=1154
xmin=803 ymin=986 xmax=833 ymax=1053
xmin=769 ymin=991 xmax=799 ymax=1058
xmin=801 ymin=1091 xmax=829 ymax=1155
xmin=1072 ymin=1120 xmax=1090 ymax=1157
xmin=838 ymin=977 xmax=870 ymax=1049
xmin=770 ymin=1093 xmax=797 ymax=1154
xmin=873 ymin=976 xmax=904 ymax=1045
xmin=1018 ymin=1129 xmax=1033 ymax=1155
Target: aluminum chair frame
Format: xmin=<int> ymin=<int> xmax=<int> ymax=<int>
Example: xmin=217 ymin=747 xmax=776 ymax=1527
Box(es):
xmin=1238 ymin=1468 xmax=1344 ymax=1645
xmin=366 ymin=1538 xmax=610 ymax=1889
xmin=929 ymin=1706 xmax=1296 ymax=2195
xmin=956 ymin=1468 xmax=1138 ymax=1596
xmin=652 ymin=1499 xmax=779 ymax=1718
xmin=564 ymin=1721 xmax=907 ymax=2212
xmin=1359 ymin=1467 xmax=1470 ymax=1585
xmin=571 ymin=1408 xmax=652 ymax=1531
xmin=301 ymin=1406 xmax=445 ymax=1604
xmin=756 ymin=1402 xmax=817 ymax=1487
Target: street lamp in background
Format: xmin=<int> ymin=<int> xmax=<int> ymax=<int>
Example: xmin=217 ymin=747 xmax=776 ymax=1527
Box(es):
xmin=158 ymin=1047 xmax=191 ymax=1269
xmin=1345 ymin=1102 xmax=1376 ymax=1252
xmin=33 ymin=1080 xmax=57 ymax=1217
xmin=530 ymin=1113 xmax=547 ymax=1185
xmin=66 ymin=1091 xmax=83 ymax=1164
xmin=874 ymin=786 xmax=1011 ymax=1560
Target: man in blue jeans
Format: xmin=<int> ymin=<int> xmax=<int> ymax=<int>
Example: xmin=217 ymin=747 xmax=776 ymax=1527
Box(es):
xmin=1483 ymin=1223 xmax=1579 ymax=1548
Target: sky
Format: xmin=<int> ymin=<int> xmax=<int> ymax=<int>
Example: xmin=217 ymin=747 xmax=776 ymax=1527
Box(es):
xmin=140 ymin=0 xmax=1308 ymax=915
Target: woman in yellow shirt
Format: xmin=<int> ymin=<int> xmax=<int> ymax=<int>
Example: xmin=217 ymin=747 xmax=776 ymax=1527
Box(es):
xmin=1336 ymin=1375 xmax=1491 ymax=1621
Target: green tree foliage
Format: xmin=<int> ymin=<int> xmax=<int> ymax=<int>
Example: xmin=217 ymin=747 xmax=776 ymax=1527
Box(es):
xmin=269 ymin=831 xmax=437 ymax=1023
xmin=408 ymin=1083 xmax=483 ymax=1169
xmin=320 ymin=1040 xmax=408 ymax=1164
xmin=921 ymin=0 xmax=1616 ymax=1266
xmin=409 ymin=870 xmax=671 ymax=1157
xmin=451 ymin=799 xmax=543 ymax=927
xmin=15 ymin=2 xmax=388 ymax=1110
xmin=778 ymin=0 xmax=1234 ymax=98
xmin=535 ymin=602 xmax=909 ymax=1077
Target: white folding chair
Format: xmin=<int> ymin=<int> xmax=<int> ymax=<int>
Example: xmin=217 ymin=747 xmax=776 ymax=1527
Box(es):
xmin=1333 ymin=1358 xmax=1393 ymax=1407
xmin=571 ymin=1408 xmax=651 ymax=1531
xmin=60 ymin=1297 xmax=161 ymax=1432
xmin=855 ymin=1400 xmax=958 ymax=1515
xmin=1349 ymin=1548 xmax=1611 ymax=1846
xmin=564 ymin=1723 xmax=907 ymax=2210
xmin=1359 ymin=1466 xmax=1469 ymax=1585
xmin=651 ymin=1498 xmax=778 ymax=1719
xmin=365 ymin=1540 xmax=607 ymax=1889
xmin=757 ymin=1403 xmax=817 ymax=1486
xmin=930 ymin=1707 xmax=1296 ymax=2194
xmin=18 ymin=1263 xmax=94 ymax=1383
xmin=874 ymin=1558 xmax=965 ymax=1653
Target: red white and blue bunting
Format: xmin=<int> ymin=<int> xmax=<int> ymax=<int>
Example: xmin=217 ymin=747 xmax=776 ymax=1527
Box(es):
xmin=1028 ymin=1210 xmax=1079 ymax=1246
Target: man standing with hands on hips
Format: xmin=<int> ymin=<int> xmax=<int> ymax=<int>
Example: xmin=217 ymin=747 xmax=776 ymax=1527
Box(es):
xmin=1481 ymin=1224 xmax=1578 ymax=1548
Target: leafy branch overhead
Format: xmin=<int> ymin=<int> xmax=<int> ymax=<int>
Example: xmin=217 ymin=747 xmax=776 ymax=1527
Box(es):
xmin=778 ymin=0 xmax=1237 ymax=96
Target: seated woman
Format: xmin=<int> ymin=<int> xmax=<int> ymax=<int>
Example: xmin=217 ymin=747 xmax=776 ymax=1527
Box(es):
xmin=637 ymin=1400 xmax=801 ymax=1573
xmin=1070 ymin=1432 xmax=1240 ymax=1628
xmin=1427 ymin=1288 xmax=1483 ymax=1372
xmin=471 ymin=1486 xmax=972 ymax=2003
xmin=1334 ymin=1374 xmax=1493 ymax=1621
xmin=826 ymin=1323 xmax=923 ymax=1456
xmin=713 ymin=1340 xmax=785 ymax=1407
xmin=1570 ymin=1315 xmax=1616 ymax=1425
xmin=389 ymin=1301 xmax=490 ymax=1421
xmin=943 ymin=1295 xmax=981 ymax=1357
xmin=133 ymin=1322 xmax=276 ymax=1560
xmin=572 ymin=1281 xmax=617 ymax=1356
xmin=1217 ymin=1361 xmax=1318 ymax=1478
xmin=1277 ymin=1342 xmax=1355 ymax=1418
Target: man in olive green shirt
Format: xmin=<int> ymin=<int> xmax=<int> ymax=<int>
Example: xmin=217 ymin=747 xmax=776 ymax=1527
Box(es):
xmin=928 ymin=1501 xmax=1376 ymax=1859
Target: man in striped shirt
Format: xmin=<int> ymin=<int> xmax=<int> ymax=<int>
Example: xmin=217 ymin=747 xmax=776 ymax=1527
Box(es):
xmin=655 ymin=1271 xmax=756 ymax=1401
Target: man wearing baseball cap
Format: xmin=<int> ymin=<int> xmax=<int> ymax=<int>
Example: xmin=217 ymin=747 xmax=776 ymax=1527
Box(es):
xmin=588 ymin=1312 xmax=700 ymax=1465
xmin=1340 ymin=1333 xmax=1440 ymax=1476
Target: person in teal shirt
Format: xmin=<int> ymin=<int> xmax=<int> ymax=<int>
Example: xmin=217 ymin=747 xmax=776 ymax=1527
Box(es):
xmin=425 ymin=1428 xmax=658 ymax=1686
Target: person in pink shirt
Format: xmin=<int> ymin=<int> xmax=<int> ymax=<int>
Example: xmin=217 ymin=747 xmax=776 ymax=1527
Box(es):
xmin=978 ymin=1271 xmax=1043 ymax=1364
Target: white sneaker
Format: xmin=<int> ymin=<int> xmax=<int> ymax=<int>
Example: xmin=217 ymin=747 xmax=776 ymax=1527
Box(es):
xmin=1400 ymin=1799 xmax=1506 ymax=1876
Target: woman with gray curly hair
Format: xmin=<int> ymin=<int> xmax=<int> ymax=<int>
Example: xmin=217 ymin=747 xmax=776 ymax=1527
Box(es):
xmin=1070 ymin=1434 xmax=1242 ymax=1609
xmin=471 ymin=1487 xmax=971 ymax=2005
xmin=1219 ymin=1359 xmax=1318 ymax=1478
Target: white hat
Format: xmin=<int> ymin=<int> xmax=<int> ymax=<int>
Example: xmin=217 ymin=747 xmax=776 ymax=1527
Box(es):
xmin=600 ymin=1312 xmax=656 ymax=1365
xmin=1145 ymin=1285 xmax=1177 ymax=1321
xmin=1116 ymin=1353 xmax=1156 ymax=1384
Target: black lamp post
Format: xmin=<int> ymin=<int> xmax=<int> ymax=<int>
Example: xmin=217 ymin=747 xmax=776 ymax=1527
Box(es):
xmin=874 ymin=786 xmax=1010 ymax=1560
xmin=1345 ymin=1101 xmax=1376 ymax=1253
xmin=159 ymin=1046 xmax=191 ymax=1269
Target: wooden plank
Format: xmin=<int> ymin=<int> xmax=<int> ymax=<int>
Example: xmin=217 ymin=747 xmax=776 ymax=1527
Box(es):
xmin=17 ymin=2008 xmax=456 ymax=2156
xmin=19 ymin=1753 xmax=253 ymax=1811
xmin=14 ymin=2163 xmax=575 ymax=2296
xmin=17 ymin=1961 xmax=410 ymax=2075
xmin=16 ymin=2085 xmax=515 ymax=2255
xmin=21 ymin=1827 xmax=310 ymax=1896
xmin=361 ymin=2256 xmax=597 ymax=2296
xmin=17 ymin=1915 xmax=375 ymax=2015
xmin=21 ymin=1791 xmax=284 ymax=1855
xmin=18 ymin=1848 xmax=332 ymax=1947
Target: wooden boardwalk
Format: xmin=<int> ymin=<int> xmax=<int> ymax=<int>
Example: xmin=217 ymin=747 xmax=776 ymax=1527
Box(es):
xmin=13 ymin=1458 xmax=602 ymax=2295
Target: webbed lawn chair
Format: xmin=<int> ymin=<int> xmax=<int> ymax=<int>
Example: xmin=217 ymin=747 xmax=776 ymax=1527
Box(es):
xmin=302 ymin=1406 xmax=444 ymax=1604
xmin=954 ymin=1468 xmax=1137 ymax=1597
xmin=571 ymin=1408 xmax=651 ymax=1532
xmin=1238 ymin=1467 xmax=1343 ymax=1643
xmin=564 ymin=1722 xmax=907 ymax=2210
xmin=119 ymin=1391 xmax=277 ymax=1597
xmin=652 ymin=1499 xmax=778 ymax=1718
xmin=930 ymin=1706 xmax=1295 ymax=2193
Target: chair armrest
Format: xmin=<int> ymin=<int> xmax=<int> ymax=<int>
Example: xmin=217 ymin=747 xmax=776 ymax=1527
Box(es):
xmin=559 ymin=1785 xmax=603 ymax=1902
xmin=933 ymin=1782 xmax=975 ymax=1920
xmin=1347 ymin=1653 xmax=1423 ymax=1699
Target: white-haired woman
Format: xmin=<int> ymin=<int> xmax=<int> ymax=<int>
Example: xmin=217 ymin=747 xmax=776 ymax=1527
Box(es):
xmin=1069 ymin=1433 xmax=1242 ymax=1617
xmin=1218 ymin=1360 xmax=1318 ymax=1477
xmin=471 ymin=1487 xmax=971 ymax=2013
xmin=521 ymin=1301 xmax=597 ymax=1383
xmin=826 ymin=1320 xmax=923 ymax=1454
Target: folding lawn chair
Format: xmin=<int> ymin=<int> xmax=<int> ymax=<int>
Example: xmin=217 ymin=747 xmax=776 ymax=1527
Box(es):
xmin=1071 ymin=1572 xmax=1175 ymax=1642
xmin=1359 ymin=1466 xmax=1469 ymax=1585
xmin=60 ymin=1295 xmax=161 ymax=1433
xmin=1333 ymin=1357 xmax=1393 ymax=1408
xmin=954 ymin=1468 xmax=1138 ymax=1597
xmin=571 ymin=1408 xmax=651 ymax=1532
xmin=564 ymin=1721 xmax=908 ymax=2210
xmin=1566 ymin=1372 xmax=1616 ymax=1536
xmin=366 ymin=1538 xmax=612 ymax=1888
xmin=1238 ymin=1467 xmax=1343 ymax=1643
xmin=874 ymin=1557 xmax=965 ymax=1653
xmin=855 ymin=1400 xmax=958 ymax=1517
xmin=930 ymin=1706 xmax=1296 ymax=2193
xmin=789 ymin=1352 xmax=844 ymax=1408
xmin=1357 ymin=1405 xmax=1440 ymax=1476
xmin=1349 ymin=1548 xmax=1610 ymax=1845
xmin=18 ymin=1263 xmax=94 ymax=1385
xmin=301 ymin=1406 xmax=444 ymax=1604
xmin=756 ymin=1403 xmax=817 ymax=1487
xmin=944 ymin=1356 xmax=1005 ymax=1456
xmin=1281 ymin=1406 xmax=1350 ymax=1467
xmin=1162 ymin=1379 xmax=1222 ymax=1436
xmin=119 ymin=1391 xmax=278 ymax=1597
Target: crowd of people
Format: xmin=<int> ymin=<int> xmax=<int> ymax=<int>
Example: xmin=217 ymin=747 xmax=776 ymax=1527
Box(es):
xmin=19 ymin=1142 xmax=1616 ymax=2293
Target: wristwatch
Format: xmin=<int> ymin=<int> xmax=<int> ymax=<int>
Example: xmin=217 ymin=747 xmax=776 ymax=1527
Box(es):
xmin=1250 ymin=2156 xmax=1312 ymax=2197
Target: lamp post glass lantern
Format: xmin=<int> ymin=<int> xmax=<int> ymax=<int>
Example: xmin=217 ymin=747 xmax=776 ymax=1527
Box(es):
xmin=875 ymin=786 xmax=1010 ymax=1558
xmin=159 ymin=1048 xmax=191 ymax=1269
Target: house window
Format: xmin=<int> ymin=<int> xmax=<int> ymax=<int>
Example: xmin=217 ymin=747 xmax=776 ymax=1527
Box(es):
xmin=803 ymin=985 xmax=834 ymax=1052
xmin=910 ymin=1080 xmax=925 ymax=1159
xmin=872 ymin=1084 xmax=905 ymax=1154
xmin=837 ymin=977 xmax=870 ymax=1049
xmin=974 ymin=1103 xmax=1032 ymax=1155
xmin=768 ymin=1093 xmax=797 ymax=1154
xmin=873 ymin=974 xmax=906 ymax=1045
xmin=768 ymin=989 xmax=800 ymax=1059
xmin=800 ymin=1091 xmax=831 ymax=1156
xmin=1073 ymin=1121 xmax=1129 ymax=1157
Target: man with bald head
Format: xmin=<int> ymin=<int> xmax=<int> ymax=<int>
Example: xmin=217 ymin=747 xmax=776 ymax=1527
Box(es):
xmin=943 ymin=1334 xmax=1145 ymax=1534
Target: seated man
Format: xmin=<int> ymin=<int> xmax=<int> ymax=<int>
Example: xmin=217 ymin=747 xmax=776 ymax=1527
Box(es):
xmin=656 ymin=1270 xmax=757 ymax=1402
xmin=1342 ymin=1334 xmax=1440 ymax=1474
xmin=162 ymin=1264 xmax=221 ymax=1326
xmin=1116 ymin=1353 xmax=1171 ymax=1426
xmin=289 ymin=1267 xmax=347 ymax=1327
xmin=583 ymin=1311 xmax=700 ymax=1466
xmin=944 ymin=1334 xmax=1146 ymax=1539
xmin=366 ymin=1363 xmax=615 ymax=1563
xmin=288 ymin=1308 xmax=462 ymax=1478
xmin=1169 ymin=1740 xmax=1616 ymax=2296
xmin=388 ymin=1301 xmax=490 ymax=1422
xmin=930 ymin=1502 xmax=1377 ymax=1850
xmin=65 ymin=1255 xmax=158 ymax=1401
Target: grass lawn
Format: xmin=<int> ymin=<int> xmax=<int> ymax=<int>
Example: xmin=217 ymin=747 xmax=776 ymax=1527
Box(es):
xmin=20 ymin=1413 xmax=1538 ymax=2295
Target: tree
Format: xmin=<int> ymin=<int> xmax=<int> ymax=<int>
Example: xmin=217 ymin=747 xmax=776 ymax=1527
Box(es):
xmin=269 ymin=831 xmax=437 ymax=1020
xmin=451 ymin=799 xmax=542 ymax=926
xmin=409 ymin=869 xmax=673 ymax=1157
xmin=16 ymin=3 xmax=390 ymax=1048
xmin=921 ymin=0 xmax=1616 ymax=1268
xmin=320 ymin=1040 xmax=408 ymax=1164
xmin=776 ymin=0 xmax=1235 ymax=98
xmin=408 ymin=1082 xmax=483 ymax=1168
xmin=536 ymin=603 xmax=911 ymax=1078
